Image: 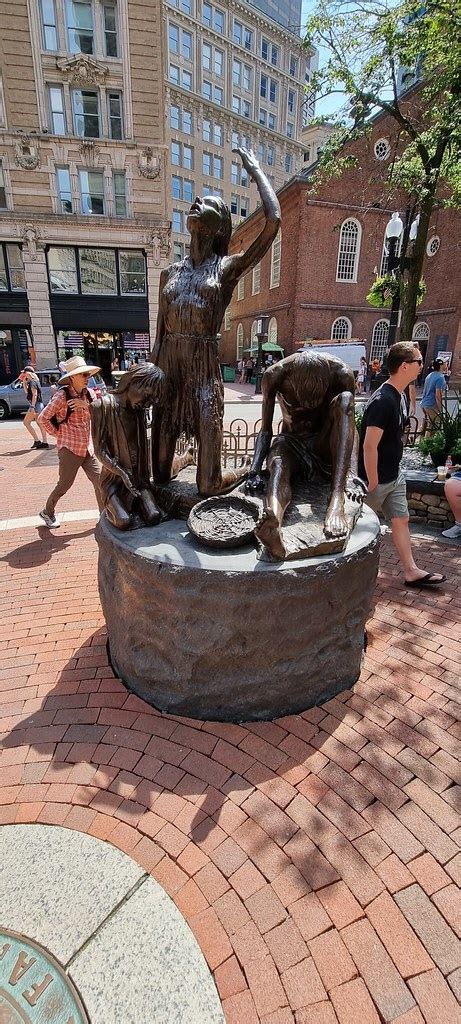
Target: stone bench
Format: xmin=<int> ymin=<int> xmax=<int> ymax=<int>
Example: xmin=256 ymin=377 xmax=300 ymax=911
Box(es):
xmin=403 ymin=468 xmax=455 ymax=528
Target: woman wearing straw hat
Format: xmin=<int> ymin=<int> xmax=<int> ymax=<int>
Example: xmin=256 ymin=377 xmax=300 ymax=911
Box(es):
xmin=19 ymin=366 xmax=49 ymax=449
xmin=37 ymin=356 xmax=103 ymax=528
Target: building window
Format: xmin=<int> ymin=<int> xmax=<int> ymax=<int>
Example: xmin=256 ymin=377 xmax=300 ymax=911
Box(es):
xmin=202 ymin=118 xmax=211 ymax=142
xmin=0 ymin=247 xmax=7 ymax=290
xmin=182 ymin=70 xmax=192 ymax=91
xmin=236 ymin=322 xmax=244 ymax=359
xmin=214 ymin=49 xmax=223 ymax=76
xmin=41 ymin=0 xmax=58 ymax=50
xmin=260 ymin=74 xmax=267 ymax=99
xmin=170 ymin=105 xmax=180 ymax=131
xmin=202 ymin=42 xmax=211 ymax=70
xmin=286 ymin=122 xmax=294 ymax=139
xmin=182 ymin=30 xmax=193 ymax=60
xmin=331 ymin=317 xmax=352 ymax=340
xmin=288 ymin=89 xmax=296 ymax=114
xmin=72 ymin=89 xmax=99 ymax=137
xmin=169 ymin=64 xmax=179 ymax=85
xmin=203 ymin=152 xmax=211 ymax=175
xmin=202 ymin=80 xmax=211 ymax=101
xmin=113 ymin=171 xmax=126 ymax=216
xmin=169 ymin=23 xmax=179 ymax=53
xmin=237 ymin=276 xmax=244 ymax=300
xmin=270 ymin=230 xmax=281 ymax=288
xmin=371 ymin=319 xmax=390 ymax=362
xmin=48 ymin=85 xmax=66 ymax=134
xmin=183 ymin=110 xmax=192 ymax=133
xmin=103 ymin=2 xmax=118 ymax=56
xmin=5 ymin=245 xmax=26 ymax=291
xmin=173 ymin=241 xmax=184 ymax=262
xmin=243 ymin=65 xmax=251 ymax=91
xmin=171 ymin=141 xmax=181 ymax=165
xmin=412 ymin=322 xmax=430 ymax=343
xmin=79 ymin=169 xmax=105 ymax=215
xmin=232 ymin=96 xmax=241 ymax=114
xmin=214 ymin=85 xmax=223 ymax=105
xmin=172 ymin=174 xmax=181 ymax=199
xmin=289 ymin=55 xmax=298 ymax=77
xmin=374 ymin=137 xmax=390 ymax=161
xmin=119 ymin=250 xmax=146 ymax=294
xmin=183 ymin=144 xmax=193 ymax=170
xmin=268 ymin=317 xmax=277 ymax=345
xmin=427 ymin=235 xmax=440 ymax=257
xmin=214 ymin=124 xmax=223 ymax=145
xmin=79 ymin=247 xmax=116 ymax=293
xmin=202 ymin=2 xmax=224 ymax=32
xmin=336 ymin=218 xmax=361 ymax=282
xmin=184 ymin=179 xmax=193 ymax=202
xmin=0 ymin=161 xmax=7 ymax=209
xmin=259 ymin=108 xmax=267 ymax=126
xmin=233 ymin=59 xmax=241 ymax=86
xmin=240 ymin=198 xmax=248 ymax=217
xmin=66 ymin=0 xmax=94 ymax=54
xmin=172 ymin=209 xmax=183 ymax=233
xmin=223 ymin=308 xmax=231 ymax=330
xmin=269 ymin=79 xmax=277 ymax=104
xmin=252 ymin=263 xmax=260 ymax=295
xmin=47 ymin=247 xmax=78 ymax=292
xmin=214 ymin=155 xmax=222 ymax=179
xmin=108 ymin=92 xmax=123 ymax=139
xmin=230 ymin=194 xmax=238 ymax=215
xmin=233 ymin=20 xmax=242 ymax=45
xmin=268 ymin=113 xmax=276 ymax=130
xmin=250 ymin=319 xmax=258 ymax=352
xmin=261 ymin=39 xmax=278 ymax=65
xmin=284 ymin=153 xmax=292 ymax=174
xmin=56 ymin=167 xmax=72 ymax=213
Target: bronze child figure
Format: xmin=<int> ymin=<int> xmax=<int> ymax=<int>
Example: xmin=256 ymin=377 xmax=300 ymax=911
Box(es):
xmin=91 ymin=362 xmax=165 ymax=530
xmin=151 ymin=146 xmax=281 ymax=496
xmin=246 ymin=349 xmax=357 ymax=559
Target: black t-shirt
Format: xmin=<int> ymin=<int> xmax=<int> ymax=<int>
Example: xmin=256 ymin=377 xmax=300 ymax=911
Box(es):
xmin=358 ymin=383 xmax=408 ymax=484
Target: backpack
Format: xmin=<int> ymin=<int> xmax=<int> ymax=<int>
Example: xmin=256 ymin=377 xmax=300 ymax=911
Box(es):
xmin=49 ymin=385 xmax=94 ymax=430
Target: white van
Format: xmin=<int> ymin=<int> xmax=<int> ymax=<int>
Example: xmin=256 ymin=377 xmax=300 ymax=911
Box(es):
xmin=300 ymin=341 xmax=367 ymax=372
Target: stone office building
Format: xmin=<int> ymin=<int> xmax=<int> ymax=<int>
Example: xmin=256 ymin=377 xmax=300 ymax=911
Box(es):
xmin=0 ymin=0 xmax=170 ymax=384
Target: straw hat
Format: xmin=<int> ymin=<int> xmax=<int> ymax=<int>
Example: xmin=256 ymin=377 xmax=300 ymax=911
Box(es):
xmin=59 ymin=355 xmax=101 ymax=383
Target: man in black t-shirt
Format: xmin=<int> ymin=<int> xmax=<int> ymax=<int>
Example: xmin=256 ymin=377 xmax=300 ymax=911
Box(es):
xmin=359 ymin=341 xmax=446 ymax=588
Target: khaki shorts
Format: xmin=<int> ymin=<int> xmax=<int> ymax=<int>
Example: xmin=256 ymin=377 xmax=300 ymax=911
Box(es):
xmin=363 ymin=472 xmax=408 ymax=521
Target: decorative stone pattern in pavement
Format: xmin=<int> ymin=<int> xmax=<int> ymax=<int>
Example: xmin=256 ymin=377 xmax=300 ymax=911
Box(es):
xmin=0 ymin=428 xmax=461 ymax=1023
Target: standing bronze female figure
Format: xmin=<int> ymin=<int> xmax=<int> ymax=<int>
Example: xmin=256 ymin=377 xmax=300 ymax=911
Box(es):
xmin=151 ymin=147 xmax=281 ymax=495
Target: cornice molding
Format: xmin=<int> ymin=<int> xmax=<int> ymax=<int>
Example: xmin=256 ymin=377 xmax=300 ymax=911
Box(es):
xmin=56 ymin=54 xmax=109 ymax=86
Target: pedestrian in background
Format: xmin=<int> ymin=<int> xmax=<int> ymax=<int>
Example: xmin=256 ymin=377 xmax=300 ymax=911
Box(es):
xmin=37 ymin=356 xmax=103 ymax=528
xmin=442 ymin=471 xmax=461 ymax=540
xmin=20 ymin=367 xmax=49 ymax=449
xmin=420 ymin=358 xmax=447 ymax=436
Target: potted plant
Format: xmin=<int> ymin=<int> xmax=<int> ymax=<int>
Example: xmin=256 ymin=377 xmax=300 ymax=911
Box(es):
xmin=417 ymin=393 xmax=461 ymax=467
xmin=366 ymin=275 xmax=427 ymax=309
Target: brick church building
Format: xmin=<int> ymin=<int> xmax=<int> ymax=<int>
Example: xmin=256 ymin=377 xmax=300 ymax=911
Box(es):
xmin=222 ymin=101 xmax=461 ymax=382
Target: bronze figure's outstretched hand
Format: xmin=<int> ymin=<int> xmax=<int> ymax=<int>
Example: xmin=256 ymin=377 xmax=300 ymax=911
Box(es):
xmin=232 ymin=146 xmax=261 ymax=180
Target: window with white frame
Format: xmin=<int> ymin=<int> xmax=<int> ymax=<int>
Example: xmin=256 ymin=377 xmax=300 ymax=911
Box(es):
xmin=412 ymin=322 xmax=430 ymax=343
xmin=240 ymin=198 xmax=248 ymax=217
xmin=41 ymin=0 xmax=58 ymax=50
xmin=171 ymin=174 xmax=181 ymax=199
xmin=213 ymin=124 xmax=223 ymax=145
xmin=230 ymin=194 xmax=238 ymax=216
xmin=374 ymin=138 xmax=390 ymax=161
xmin=236 ymin=322 xmax=244 ymax=359
xmin=268 ymin=317 xmax=277 ymax=346
xmin=172 ymin=209 xmax=184 ymax=233
xmin=270 ymin=230 xmax=281 ymax=288
xmin=170 ymin=105 xmax=180 ymax=131
xmin=48 ymin=85 xmax=66 ymax=134
xmin=371 ymin=319 xmax=389 ymax=362
xmin=250 ymin=319 xmax=258 ymax=352
xmin=183 ymin=110 xmax=192 ymax=133
xmin=336 ymin=218 xmax=361 ymax=282
xmin=66 ymin=0 xmax=94 ymax=54
xmin=169 ymin=64 xmax=179 ymax=85
xmin=284 ymin=153 xmax=292 ymax=174
xmin=72 ymin=88 xmax=100 ymax=137
xmin=261 ymin=39 xmax=279 ymax=65
xmin=182 ymin=70 xmax=192 ymax=91
xmin=331 ymin=316 xmax=352 ymax=340
xmin=426 ymin=235 xmax=440 ymax=257
xmin=237 ymin=276 xmax=244 ymax=300
xmin=182 ymin=29 xmax=193 ymax=59
xmin=79 ymin=169 xmax=105 ymax=215
xmin=288 ymin=89 xmax=296 ymax=114
xmin=103 ymin=2 xmax=118 ymax=56
xmin=202 ymin=2 xmax=224 ymax=32
xmin=223 ymin=308 xmax=231 ymax=330
xmin=252 ymin=263 xmax=260 ymax=295
xmin=5 ymin=245 xmax=26 ymax=290
xmin=56 ymin=167 xmax=72 ymax=213
xmin=169 ymin=23 xmax=179 ymax=53
xmin=173 ymin=241 xmax=184 ymax=262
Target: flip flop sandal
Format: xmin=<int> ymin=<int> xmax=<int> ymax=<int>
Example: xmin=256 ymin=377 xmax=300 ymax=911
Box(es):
xmin=404 ymin=573 xmax=447 ymax=588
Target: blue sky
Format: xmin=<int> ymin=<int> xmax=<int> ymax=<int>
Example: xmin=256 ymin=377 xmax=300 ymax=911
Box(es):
xmin=301 ymin=0 xmax=346 ymax=118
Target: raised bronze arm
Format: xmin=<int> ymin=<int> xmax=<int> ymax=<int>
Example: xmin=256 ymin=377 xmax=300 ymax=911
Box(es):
xmin=223 ymin=148 xmax=281 ymax=284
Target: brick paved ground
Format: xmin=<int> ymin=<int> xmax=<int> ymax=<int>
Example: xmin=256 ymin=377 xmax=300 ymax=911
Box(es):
xmin=1 ymin=426 xmax=460 ymax=1023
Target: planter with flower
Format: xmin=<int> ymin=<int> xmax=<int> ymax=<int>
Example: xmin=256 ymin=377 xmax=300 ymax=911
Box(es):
xmin=366 ymin=275 xmax=427 ymax=309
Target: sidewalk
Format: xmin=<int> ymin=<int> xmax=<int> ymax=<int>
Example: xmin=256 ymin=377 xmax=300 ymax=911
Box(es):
xmin=1 ymin=426 xmax=460 ymax=1023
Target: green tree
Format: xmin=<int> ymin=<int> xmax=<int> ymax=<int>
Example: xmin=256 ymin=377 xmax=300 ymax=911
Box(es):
xmin=305 ymin=0 xmax=461 ymax=341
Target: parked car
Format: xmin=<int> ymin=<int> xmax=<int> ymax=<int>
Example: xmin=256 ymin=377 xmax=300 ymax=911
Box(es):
xmin=0 ymin=369 xmax=107 ymax=420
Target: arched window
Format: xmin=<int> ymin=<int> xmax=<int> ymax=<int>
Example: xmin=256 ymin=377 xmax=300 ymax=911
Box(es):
xmin=268 ymin=317 xmax=277 ymax=345
xmin=336 ymin=218 xmax=361 ymax=282
xmin=250 ymin=319 xmax=259 ymax=353
xmin=331 ymin=316 xmax=352 ymax=340
xmin=270 ymin=230 xmax=281 ymax=288
xmin=223 ymin=308 xmax=231 ymax=331
xmin=371 ymin=319 xmax=389 ymax=362
xmin=412 ymin=322 xmax=430 ymax=343
xmin=236 ymin=322 xmax=244 ymax=360
xmin=380 ymin=230 xmax=403 ymax=276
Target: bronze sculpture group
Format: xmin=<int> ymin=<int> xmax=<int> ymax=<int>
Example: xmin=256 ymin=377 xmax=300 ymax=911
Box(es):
xmin=91 ymin=148 xmax=362 ymax=560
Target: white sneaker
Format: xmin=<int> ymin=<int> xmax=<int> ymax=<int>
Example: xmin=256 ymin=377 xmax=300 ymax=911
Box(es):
xmin=441 ymin=524 xmax=461 ymax=539
xmin=39 ymin=509 xmax=60 ymax=528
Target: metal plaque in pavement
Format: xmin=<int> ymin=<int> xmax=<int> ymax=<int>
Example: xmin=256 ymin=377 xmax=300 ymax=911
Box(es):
xmin=0 ymin=930 xmax=89 ymax=1023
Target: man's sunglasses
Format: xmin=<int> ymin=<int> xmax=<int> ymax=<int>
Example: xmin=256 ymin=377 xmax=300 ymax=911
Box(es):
xmin=408 ymin=358 xmax=423 ymax=365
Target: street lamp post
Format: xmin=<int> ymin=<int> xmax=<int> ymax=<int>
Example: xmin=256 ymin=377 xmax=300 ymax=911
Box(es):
xmin=385 ymin=211 xmax=404 ymax=350
xmin=254 ymin=315 xmax=269 ymax=395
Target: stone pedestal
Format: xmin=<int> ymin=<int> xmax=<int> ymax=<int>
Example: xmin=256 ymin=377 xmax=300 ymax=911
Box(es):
xmin=97 ymin=510 xmax=380 ymax=722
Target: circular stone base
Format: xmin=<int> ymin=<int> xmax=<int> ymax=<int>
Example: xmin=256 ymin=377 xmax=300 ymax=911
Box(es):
xmin=97 ymin=510 xmax=380 ymax=721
